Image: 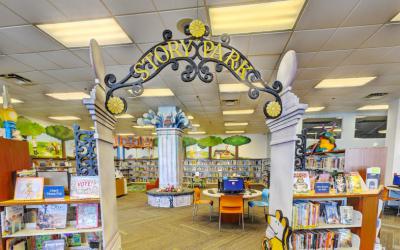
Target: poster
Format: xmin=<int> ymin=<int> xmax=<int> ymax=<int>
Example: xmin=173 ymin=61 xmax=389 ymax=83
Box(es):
xmin=29 ymin=141 xmax=62 ymax=158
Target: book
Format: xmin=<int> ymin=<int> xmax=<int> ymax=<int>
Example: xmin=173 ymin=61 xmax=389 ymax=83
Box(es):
xmin=70 ymin=176 xmax=100 ymax=199
xmin=291 ymin=229 xmax=352 ymax=249
xmin=293 ymin=171 xmax=310 ymax=194
xmin=76 ymin=204 xmax=99 ymax=229
xmin=322 ymin=201 xmax=340 ymax=224
xmin=1 ymin=211 xmax=5 ymax=237
xmin=44 ymin=186 xmax=65 ymax=201
xmin=339 ymin=206 xmax=354 ymax=225
xmin=37 ymin=204 xmax=68 ymax=229
xmin=34 ymin=235 xmax=55 ymax=250
xmin=347 ymin=172 xmax=365 ymax=193
xmin=62 ymin=233 xmax=82 ymax=247
xmin=14 ymin=177 xmax=44 ymax=200
xmin=3 ymin=206 xmax=24 ymax=236
xmin=43 ymin=239 xmax=65 ymax=250
xmin=334 ymin=174 xmax=347 ymax=193
xmin=366 ymin=167 xmax=381 ymax=190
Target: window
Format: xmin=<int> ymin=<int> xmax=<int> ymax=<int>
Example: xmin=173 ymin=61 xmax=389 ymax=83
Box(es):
xmin=355 ymin=116 xmax=387 ymax=138
xmin=302 ymin=118 xmax=342 ymax=139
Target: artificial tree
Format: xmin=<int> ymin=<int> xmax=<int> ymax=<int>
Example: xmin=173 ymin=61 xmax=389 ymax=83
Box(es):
xmin=223 ymin=135 xmax=251 ymax=159
xmin=16 ymin=116 xmax=45 ymax=140
xmin=45 ymin=125 xmax=74 ymax=158
xmin=182 ymin=136 xmax=197 ymax=159
xmin=197 ymin=136 xmax=222 ymax=159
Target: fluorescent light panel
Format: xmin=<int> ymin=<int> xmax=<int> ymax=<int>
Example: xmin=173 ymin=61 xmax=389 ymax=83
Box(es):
xmin=192 ymin=124 xmax=200 ymax=127
xmin=48 ymin=116 xmax=80 ymax=121
xmin=46 ymin=92 xmax=90 ymax=100
xmin=315 ymin=77 xmax=376 ymax=89
xmin=219 ymin=82 xmax=265 ymax=93
xmin=391 ymin=12 xmax=400 ymax=22
xmin=306 ymin=106 xmax=325 ymax=112
xmin=133 ymin=125 xmax=154 ymax=129
xmin=188 ymin=131 xmax=206 ymax=135
xmin=37 ymin=18 xmax=132 ymax=48
xmin=209 ymin=0 xmax=305 ymax=35
xmin=0 ymin=97 xmax=23 ymax=104
xmin=357 ymin=105 xmax=389 ymax=111
xmin=225 ymin=130 xmax=245 ymax=134
xmin=117 ymin=133 xmax=135 ymax=136
xmin=224 ymin=122 xmax=248 ymax=126
xmin=223 ymin=109 xmax=254 ymax=115
xmin=128 ymin=88 xmax=174 ymax=97
xmin=378 ymin=130 xmax=387 ymax=134
xmin=115 ymin=114 xmax=134 ymax=119
xmin=187 ymin=115 xmax=194 ymax=120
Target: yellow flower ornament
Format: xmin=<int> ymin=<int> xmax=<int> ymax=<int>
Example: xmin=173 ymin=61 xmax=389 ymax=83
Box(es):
xmin=189 ymin=19 xmax=206 ymax=38
xmin=266 ymin=101 xmax=281 ymax=118
xmin=107 ymin=96 xmax=125 ymax=115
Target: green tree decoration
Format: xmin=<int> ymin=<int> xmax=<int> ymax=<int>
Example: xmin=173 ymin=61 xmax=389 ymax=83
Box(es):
xmin=197 ymin=136 xmax=223 ymax=159
xmin=16 ymin=116 xmax=45 ymax=139
xmin=45 ymin=125 xmax=74 ymax=158
xmin=223 ymin=135 xmax=251 ymax=159
xmin=182 ymin=136 xmax=197 ymax=159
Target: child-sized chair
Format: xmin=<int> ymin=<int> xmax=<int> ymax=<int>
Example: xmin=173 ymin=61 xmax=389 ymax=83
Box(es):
xmin=248 ymin=188 xmax=269 ymax=222
xmin=193 ymin=187 xmax=213 ymax=221
xmin=219 ymin=195 xmax=244 ymax=231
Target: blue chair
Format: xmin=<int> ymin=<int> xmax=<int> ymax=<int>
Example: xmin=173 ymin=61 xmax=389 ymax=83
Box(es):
xmin=248 ymin=188 xmax=269 ymax=222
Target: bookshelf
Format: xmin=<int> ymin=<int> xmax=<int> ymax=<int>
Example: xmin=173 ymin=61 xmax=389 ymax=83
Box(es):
xmin=32 ymin=158 xmax=76 ymax=174
xmin=2 ymin=225 xmax=102 ymax=238
xmin=305 ymin=151 xmax=345 ymax=173
xmin=115 ymin=159 xmax=158 ymax=183
xmin=0 ymin=197 xmax=100 ymax=206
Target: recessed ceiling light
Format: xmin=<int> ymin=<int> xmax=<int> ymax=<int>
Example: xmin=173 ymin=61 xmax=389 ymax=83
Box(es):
xmin=306 ymin=106 xmax=325 ymax=112
xmin=46 ymin=92 xmax=90 ymax=100
xmin=224 ymin=122 xmax=248 ymax=126
xmin=187 ymin=115 xmax=194 ymax=120
xmin=192 ymin=124 xmax=200 ymax=127
xmin=115 ymin=114 xmax=134 ymax=119
xmin=117 ymin=133 xmax=135 ymax=136
xmin=225 ymin=130 xmax=245 ymax=134
xmin=0 ymin=97 xmax=23 ymax=104
xmin=223 ymin=109 xmax=254 ymax=115
xmin=315 ymin=77 xmax=376 ymax=88
xmin=37 ymin=18 xmax=132 ymax=48
xmin=209 ymin=0 xmax=305 ymax=35
xmin=378 ymin=130 xmax=387 ymax=134
xmin=188 ymin=131 xmax=206 ymax=135
xmin=152 ymin=132 xmax=157 ymax=135
xmin=48 ymin=116 xmax=81 ymax=121
xmin=391 ymin=12 xmax=400 ymax=22
xmin=219 ymin=83 xmax=264 ymax=93
xmin=133 ymin=125 xmax=154 ymax=129
xmin=128 ymin=88 xmax=174 ymax=97
xmin=357 ymin=105 xmax=389 ymax=111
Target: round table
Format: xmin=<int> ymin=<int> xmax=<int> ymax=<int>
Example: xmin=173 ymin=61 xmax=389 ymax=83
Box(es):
xmin=202 ymin=188 xmax=262 ymax=199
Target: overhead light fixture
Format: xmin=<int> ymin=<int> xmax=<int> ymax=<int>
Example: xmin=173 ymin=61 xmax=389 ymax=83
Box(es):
xmin=357 ymin=105 xmax=389 ymax=111
xmin=48 ymin=116 xmax=81 ymax=121
xmin=90 ymin=126 xmax=95 ymax=130
xmin=333 ymin=128 xmax=342 ymax=132
xmin=115 ymin=114 xmax=134 ymax=119
xmin=187 ymin=115 xmax=194 ymax=120
xmin=225 ymin=130 xmax=245 ymax=134
xmin=117 ymin=133 xmax=135 ymax=136
xmin=209 ymin=0 xmax=305 ymax=35
xmin=356 ymin=116 xmax=367 ymax=119
xmin=46 ymin=92 xmax=90 ymax=100
xmin=306 ymin=107 xmax=325 ymax=112
xmin=192 ymin=124 xmax=200 ymax=127
xmin=128 ymin=88 xmax=174 ymax=97
xmin=152 ymin=132 xmax=157 ymax=135
xmin=37 ymin=18 xmax=132 ymax=48
xmin=0 ymin=97 xmax=23 ymax=104
xmin=223 ymin=109 xmax=254 ymax=115
xmin=315 ymin=77 xmax=376 ymax=89
xmin=188 ymin=131 xmax=206 ymax=135
xmin=219 ymin=83 xmax=265 ymax=93
xmin=391 ymin=12 xmax=400 ymax=22
xmin=224 ymin=122 xmax=248 ymax=126
xmin=133 ymin=125 xmax=154 ymax=129
xmin=313 ymin=126 xmax=333 ymax=129
xmin=378 ymin=130 xmax=387 ymax=134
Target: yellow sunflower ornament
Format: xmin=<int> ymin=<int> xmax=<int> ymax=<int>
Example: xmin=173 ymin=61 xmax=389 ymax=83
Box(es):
xmin=265 ymin=101 xmax=281 ymax=118
xmin=189 ymin=19 xmax=206 ymax=38
xmin=107 ymin=96 xmax=125 ymax=115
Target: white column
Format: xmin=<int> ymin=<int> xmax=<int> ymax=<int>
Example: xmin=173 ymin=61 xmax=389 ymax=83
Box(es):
xmin=385 ymin=99 xmax=400 ymax=185
xmin=157 ymin=128 xmax=184 ymax=188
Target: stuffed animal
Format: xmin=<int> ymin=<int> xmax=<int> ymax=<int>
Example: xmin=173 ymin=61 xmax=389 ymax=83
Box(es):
xmin=263 ymin=210 xmax=291 ymax=250
xmin=308 ymin=126 xmax=337 ymax=153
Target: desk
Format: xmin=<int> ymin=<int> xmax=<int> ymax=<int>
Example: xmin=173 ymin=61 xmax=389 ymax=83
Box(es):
xmin=202 ymin=188 xmax=262 ymax=199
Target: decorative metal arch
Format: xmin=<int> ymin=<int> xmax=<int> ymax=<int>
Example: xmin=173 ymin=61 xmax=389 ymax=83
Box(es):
xmin=104 ymin=20 xmax=284 ymax=119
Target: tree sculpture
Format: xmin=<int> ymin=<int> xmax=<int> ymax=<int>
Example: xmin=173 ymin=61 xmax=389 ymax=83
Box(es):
xmin=197 ymin=136 xmax=223 ymax=159
xmin=45 ymin=125 xmax=74 ymax=158
xmin=223 ymin=135 xmax=251 ymax=159
xmin=16 ymin=116 xmax=45 ymax=139
xmin=182 ymin=136 xmax=197 ymax=159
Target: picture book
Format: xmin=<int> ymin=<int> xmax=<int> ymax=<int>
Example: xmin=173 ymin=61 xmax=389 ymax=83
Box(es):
xmin=339 ymin=206 xmax=354 ymax=225
xmin=293 ymin=171 xmax=311 ymax=194
xmin=44 ymin=186 xmax=65 ymax=201
xmin=70 ymin=176 xmax=100 ymax=199
xmin=366 ymin=167 xmax=381 ymax=190
xmin=14 ymin=177 xmax=44 ymax=200
xmin=322 ymin=201 xmax=340 ymax=224
xmin=2 ymin=206 xmax=24 ymax=236
xmin=37 ymin=204 xmax=68 ymax=229
xmin=43 ymin=239 xmax=65 ymax=250
xmin=76 ymin=204 xmax=99 ymax=229
xmin=334 ymin=174 xmax=347 ymax=193
xmin=33 ymin=235 xmax=55 ymax=250
xmin=62 ymin=233 xmax=82 ymax=247
xmin=347 ymin=172 xmax=366 ymax=193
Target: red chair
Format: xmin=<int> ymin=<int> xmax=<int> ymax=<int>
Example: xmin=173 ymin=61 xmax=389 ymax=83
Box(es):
xmin=146 ymin=178 xmax=159 ymax=190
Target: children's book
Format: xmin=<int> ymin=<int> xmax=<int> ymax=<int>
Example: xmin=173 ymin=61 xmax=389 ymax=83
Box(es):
xmin=70 ymin=176 xmax=100 ymax=199
xmin=347 ymin=172 xmax=366 ymax=193
xmin=37 ymin=204 xmax=68 ymax=229
xmin=366 ymin=167 xmax=381 ymax=190
xmin=43 ymin=239 xmax=65 ymax=250
xmin=293 ymin=171 xmax=311 ymax=194
xmin=323 ymin=202 xmax=340 ymax=224
xmin=339 ymin=206 xmax=354 ymax=225
xmin=334 ymin=174 xmax=347 ymax=193
xmin=3 ymin=206 xmax=24 ymax=236
xmin=14 ymin=177 xmax=44 ymax=200
xmin=76 ymin=204 xmax=99 ymax=229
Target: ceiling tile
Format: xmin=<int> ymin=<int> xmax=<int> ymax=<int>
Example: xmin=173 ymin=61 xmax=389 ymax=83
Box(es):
xmin=116 ymin=13 xmax=165 ymax=43
xmin=341 ymin=47 xmax=393 ymax=65
xmin=44 ymin=67 xmax=92 ymax=82
xmin=248 ymin=32 xmax=291 ymax=55
xmin=286 ymin=28 xmax=336 ymax=53
xmin=18 ymin=71 xmax=60 ymax=84
xmin=306 ymin=50 xmax=352 ymax=67
xmin=40 ymin=50 xmax=88 ymax=68
xmin=153 ymin=0 xmax=204 ymax=11
xmin=50 ymin=0 xmax=110 ymax=20
xmin=296 ymin=67 xmax=333 ymax=80
xmin=102 ymin=0 xmax=155 ymax=15
xmin=296 ymin=0 xmax=359 ymax=30
xmin=0 ymin=3 xmax=27 ymax=27
xmin=71 ymin=48 xmax=118 ymax=66
xmin=103 ymin=44 xmax=142 ymax=65
xmin=248 ymin=55 xmax=280 ymax=70
xmin=361 ymin=24 xmax=400 ymax=48
xmin=9 ymin=53 xmax=60 ymax=70
xmin=0 ymin=55 xmax=34 ymax=74
xmin=296 ymin=52 xmax=317 ymax=68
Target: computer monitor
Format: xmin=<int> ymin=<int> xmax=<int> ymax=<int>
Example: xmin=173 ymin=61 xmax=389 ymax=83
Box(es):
xmin=222 ymin=177 xmax=244 ymax=193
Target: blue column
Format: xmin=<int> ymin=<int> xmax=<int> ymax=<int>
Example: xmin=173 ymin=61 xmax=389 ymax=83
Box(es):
xmin=3 ymin=121 xmax=16 ymax=139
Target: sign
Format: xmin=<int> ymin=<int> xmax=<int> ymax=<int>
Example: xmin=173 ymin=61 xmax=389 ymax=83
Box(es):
xmin=43 ymin=186 xmax=65 ymax=200
xmin=104 ymin=19 xmax=283 ymax=120
xmin=315 ymin=182 xmax=331 ymax=193
xmin=70 ymin=176 xmax=100 ymax=199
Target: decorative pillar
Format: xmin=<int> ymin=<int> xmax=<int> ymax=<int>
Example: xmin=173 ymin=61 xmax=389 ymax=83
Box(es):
xmin=157 ymin=128 xmax=184 ymax=187
xmin=85 ymin=40 xmax=121 ymax=250
xmin=0 ymin=85 xmax=18 ymax=139
xmin=385 ymin=98 xmax=400 ymax=185
xmin=266 ymin=51 xmax=307 ymax=224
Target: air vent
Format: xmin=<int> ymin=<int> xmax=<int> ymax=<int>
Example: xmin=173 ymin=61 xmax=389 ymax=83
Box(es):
xmin=0 ymin=74 xmax=34 ymax=86
xmin=221 ymin=99 xmax=239 ymax=106
xmin=365 ymin=93 xmax=388 ymax=100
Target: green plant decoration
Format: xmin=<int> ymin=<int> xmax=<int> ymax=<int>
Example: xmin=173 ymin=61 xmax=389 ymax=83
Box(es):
xmin=16 ymin=116 xmax=45 ymax=139
xmin=197 ymin=136 xmax=223 ymax=159
xmin=45 ymin=125 xmax=74 ymax=158
xmin=223 ymin=135 xmax=251 ymax=159
xmin=182 ymin=136 xmax=197 ymax=159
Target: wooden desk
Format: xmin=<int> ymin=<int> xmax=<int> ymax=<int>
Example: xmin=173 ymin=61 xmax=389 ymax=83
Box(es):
xmin=115 ymin=178 xmax=127 ymax=197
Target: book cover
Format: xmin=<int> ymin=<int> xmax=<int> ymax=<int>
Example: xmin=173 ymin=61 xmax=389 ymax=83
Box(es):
xmin=1 ymin=211 xmax=5 ymax=237
xmin=334 ymin=174 xmax=347 ymax=193
xmin=70 ymin=176 xmax=100 ymax=199
xmin=14 ymin=177 xmax=44 ymax=200
xmin=43 ymin=239 xmax=65 ymax=250
xmin=76 ymin=204 xmax=99 ymax=229
xmin=293 ymin=171 xmax=310 ymax=194
xmin=339 ymin=206 xmax=354 ymax=225
xmin=366 ymin=167 xmax=381 ymax=190
xmin=347 ymin=172 xmax=365 ymax=193
xmin=37 ymin=204 xmax=68 ymax=229
xmin=4 ymin=206 xmax=24 ymax=236
xmin=44 ymin=186 xmax=65 ymax=200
